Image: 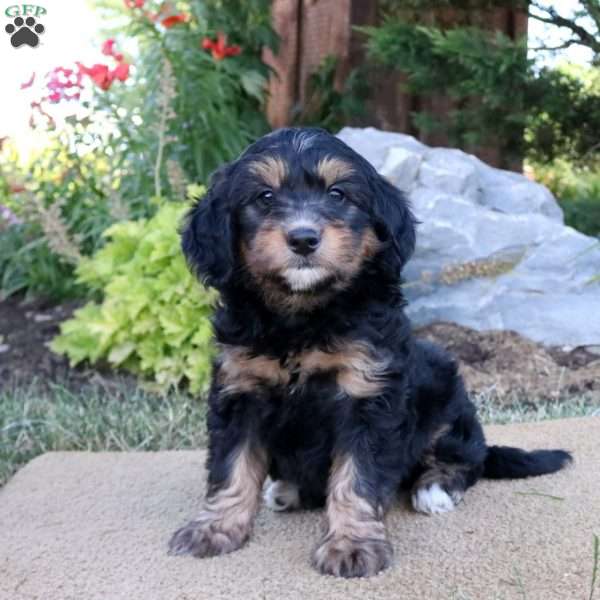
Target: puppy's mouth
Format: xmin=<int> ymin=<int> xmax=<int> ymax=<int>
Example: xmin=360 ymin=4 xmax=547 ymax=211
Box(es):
xmin=281 ymin=266 xmax=335 ymax=293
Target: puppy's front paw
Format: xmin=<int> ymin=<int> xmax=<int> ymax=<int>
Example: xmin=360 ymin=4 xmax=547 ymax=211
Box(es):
xmin=312 ymin=534 xmax=393 ymax=578
xmin=168 ymin=516 xmax=248 ymax=558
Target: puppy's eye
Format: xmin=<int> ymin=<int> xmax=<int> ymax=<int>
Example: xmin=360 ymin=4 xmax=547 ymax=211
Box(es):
xmin=328 ymin=187 xmax=345 ymax=201
xmin=256 ymin=190 xmax=274 ymax=208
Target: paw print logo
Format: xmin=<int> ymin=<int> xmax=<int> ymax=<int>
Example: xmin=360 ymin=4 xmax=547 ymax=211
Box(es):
xmin=5 ymin=16 xmax=45 ymax=48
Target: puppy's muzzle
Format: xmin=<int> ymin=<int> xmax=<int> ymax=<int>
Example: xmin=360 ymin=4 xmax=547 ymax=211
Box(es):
xmin=287 ymin=227 xmax=321 ymax=256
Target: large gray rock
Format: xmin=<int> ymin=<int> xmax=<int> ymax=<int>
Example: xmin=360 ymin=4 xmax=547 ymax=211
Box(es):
xmin=338 ymin=127 xmax=600 ymax=347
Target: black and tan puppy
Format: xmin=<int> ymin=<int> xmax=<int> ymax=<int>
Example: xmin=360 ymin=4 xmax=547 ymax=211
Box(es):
xmin=169 ymin=127 xmax=571 ymax=578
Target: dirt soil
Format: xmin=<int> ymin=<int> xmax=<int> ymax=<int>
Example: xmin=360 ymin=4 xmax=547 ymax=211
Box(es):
xmin=416 ymin=322 xmax=600 ymax=400
xmin=1 ymin=296 xmax=599 ymax=399
xmin=0 ymin=296 xmax=131 ymax=391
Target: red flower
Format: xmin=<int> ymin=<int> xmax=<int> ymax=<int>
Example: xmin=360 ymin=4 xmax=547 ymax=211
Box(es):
xmin=48 ymin=91 xmax=61 ymax=103
xmin=124 ymin=0 xmax=144 ymax=8
xmin=102 ymin=39 xmax=124 ymax=62
xmin=201 ymin=32 xmax=241 ymax=61
xmin=20 ymin=72 xmax=35 ymax=89
xmin=102 ymin=38 xmax=116 ymax=56
xmin=162 ymin=13 xmax=187 ymax=28
xmin=78 ymin=63 xmax=114 ymax=91
xmin=113 ymin=62 xmax=130 ymax=82
xmin=78 ymin=59 xmax=130 ymax=91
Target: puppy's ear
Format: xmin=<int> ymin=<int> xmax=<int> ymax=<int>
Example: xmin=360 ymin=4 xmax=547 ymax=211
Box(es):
xmin=181 ymin=167 xmax=235 ymax=289
xmin=369 ymin=172 xmax=416 ymax=276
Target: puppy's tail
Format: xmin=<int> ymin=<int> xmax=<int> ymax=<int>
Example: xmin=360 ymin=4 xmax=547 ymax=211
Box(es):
xmin=483 ymin=445 xmax=572 ymax=479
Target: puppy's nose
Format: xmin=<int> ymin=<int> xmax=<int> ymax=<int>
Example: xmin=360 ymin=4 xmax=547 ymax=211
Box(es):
xmin=287 ymin=227 xmax=321 ymax=256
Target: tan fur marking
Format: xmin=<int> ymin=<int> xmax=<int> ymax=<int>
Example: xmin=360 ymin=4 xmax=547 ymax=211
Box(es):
xmin=300 ymin=341 xmax=390 ymax=397
xmin=169 ymin=443 xmax=268 ymax=556
xmin=219 ymin=345 xmax=288 ymax=395
xmin=202 ymin=443 xmax=268 ymax=532
xmin=249 ymin=156 xmax=288 ymax=189
xmin=218 ymin=340 xmax=389 ymax=398
xmin=313 ymin=454 xmax=392 ymax=577
xmin=319 ymin=223 xmax=356 ymax=266
xmin=422 ymin=423 xmax=451 ymax=468
xmin=320 ymin=225 xmax=379 ymax=278
xmin=325 ymin=455 xmax=382 ymax=536
xmin=242 ymin=225 xmax=290 ymax=276
xmin=414 ymin=424 xmax=466 ymax=502
xmin=316 ymin=157 xmax=354 ymax=188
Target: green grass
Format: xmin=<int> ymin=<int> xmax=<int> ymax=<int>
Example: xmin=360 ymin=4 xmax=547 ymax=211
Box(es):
xmin=1 ymin=382 xmax=599 ymax=488
xmin=0 ymin=381 xmax=207 ymax=487
xmin=474 ymin=391 xmax=600 ymax=425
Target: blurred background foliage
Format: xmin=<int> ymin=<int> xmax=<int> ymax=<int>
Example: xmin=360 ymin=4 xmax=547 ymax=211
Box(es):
xmin=361 ymin=0 xmax=600 ymax=235
xmin=0 ymin=0 xmax=275 ymax=305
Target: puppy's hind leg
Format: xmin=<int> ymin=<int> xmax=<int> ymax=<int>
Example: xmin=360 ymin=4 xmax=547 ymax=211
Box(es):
xmin=412 ymin=414 xmax=487 ymax=516
xmin=411 ymin=472 xmax=467 ymax=515
xmin=264 ymin=479 xmax=301 ymax=512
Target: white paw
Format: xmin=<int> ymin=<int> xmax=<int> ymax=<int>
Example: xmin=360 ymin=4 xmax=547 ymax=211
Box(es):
xmin=264 ymin=479 xmax=300 ymax=512
xmin=411 ymin=483 xmax=456 ymax=515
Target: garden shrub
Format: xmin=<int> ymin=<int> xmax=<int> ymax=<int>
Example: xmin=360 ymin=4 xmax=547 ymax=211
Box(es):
xmin=0 ymin=134 xmax=114 ymax=300
xmin=361 ymin=5 xmax=600 ymax=170
xmin=93 ymin=0 xmax=277 ymax=199
xmin=0 ymin=223 xmax=83 ymax=300
xmin=51 ymin=198 xmax=216 ymax=393
xmin=531 ymin=159 xmax=600 ymax=237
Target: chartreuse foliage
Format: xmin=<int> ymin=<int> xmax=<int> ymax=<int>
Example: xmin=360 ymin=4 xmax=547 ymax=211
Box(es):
xmin=51 ymin=199 xmax=216 ymax=393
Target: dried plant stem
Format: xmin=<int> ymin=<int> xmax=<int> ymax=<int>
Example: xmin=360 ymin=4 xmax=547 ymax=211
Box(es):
xmin=29 ymin=193 xmax=82 ymax=265
xmin=154 ymin=117 xmax=167 ymax=199
xmin=154 ymin=58 xmax=177 ymax=199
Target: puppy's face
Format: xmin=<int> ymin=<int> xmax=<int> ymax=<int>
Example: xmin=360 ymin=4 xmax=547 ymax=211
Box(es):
xmin=237 ymin=153 xmax=380 ymax=308
xmin=182 ymin=128 xmax=415 ymax=313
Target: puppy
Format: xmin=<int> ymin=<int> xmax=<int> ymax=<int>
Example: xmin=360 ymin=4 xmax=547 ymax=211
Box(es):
xmin=169 ymin=127 xmax=571 ymax=578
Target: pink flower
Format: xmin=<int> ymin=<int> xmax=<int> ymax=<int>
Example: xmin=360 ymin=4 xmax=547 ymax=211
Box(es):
xmin=102 ymin=39 xmax=116 ymax=56
xmin=20 ymin=72 xmax=35 ymax=89
xmin=42 ymin=66 xmax=84 ymax=103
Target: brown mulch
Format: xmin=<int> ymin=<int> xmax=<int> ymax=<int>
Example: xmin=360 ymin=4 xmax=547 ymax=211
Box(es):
xmin=416 ymin=322 xmax=600 ymax=401
xmin=1 ymin=296 xmax=599 ymax=400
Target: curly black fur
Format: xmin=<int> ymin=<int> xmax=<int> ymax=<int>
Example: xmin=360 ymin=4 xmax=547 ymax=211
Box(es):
xmin=170 ymin=127 xmax=572 ymax=578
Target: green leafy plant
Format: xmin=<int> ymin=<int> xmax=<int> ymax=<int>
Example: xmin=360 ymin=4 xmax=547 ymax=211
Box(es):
xmin=93 ymin=0 xmax=277 ymax=200
xmin=531 ymin=158 xmax=600 ymax=237
xmin=0 ymin=132 xmax=114 ymax=300
xmin=51 ymin=198 xmax=216 ymax=392
xmin=0 ymin=223 xmax=83 ymax=300
xmin=292 ymin=55 xmax=369 ymax=131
